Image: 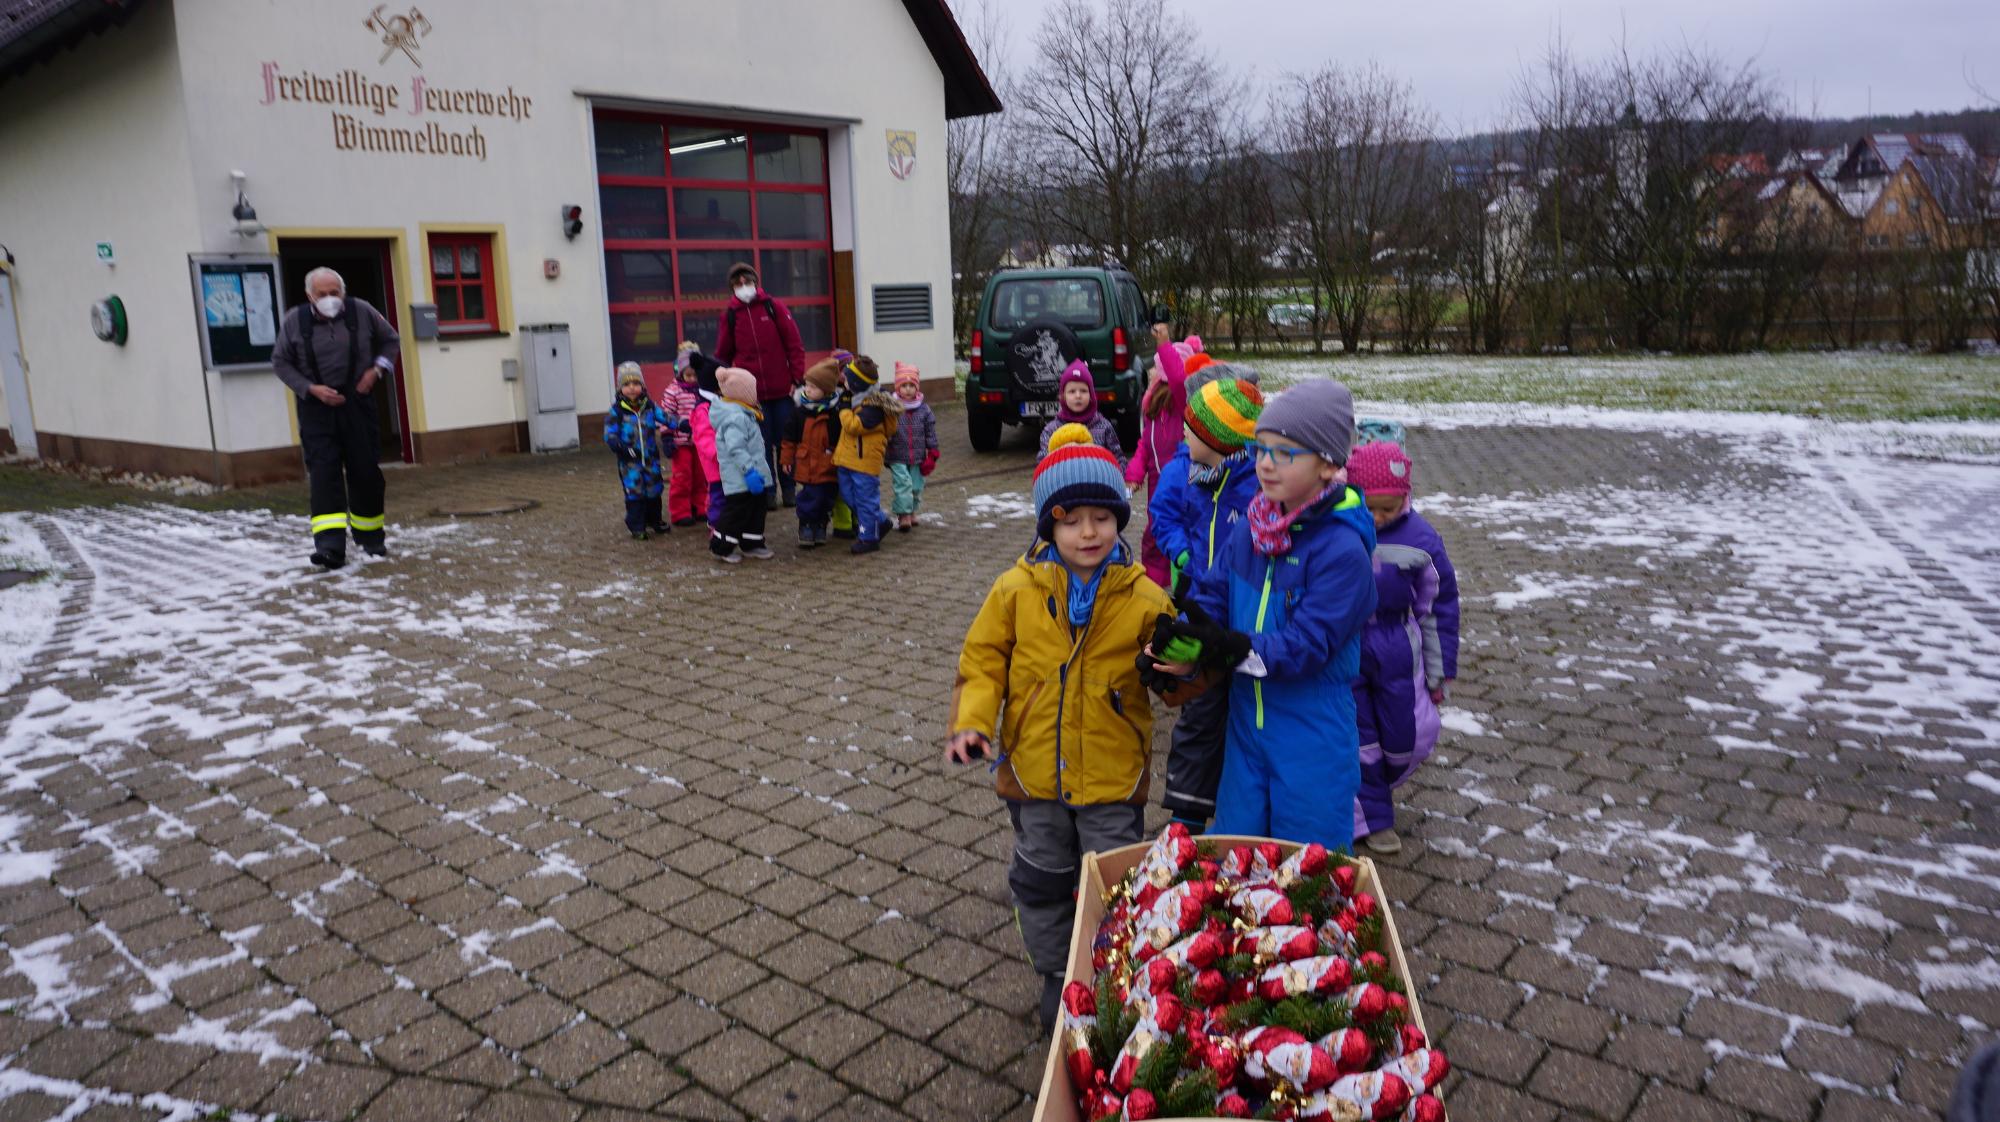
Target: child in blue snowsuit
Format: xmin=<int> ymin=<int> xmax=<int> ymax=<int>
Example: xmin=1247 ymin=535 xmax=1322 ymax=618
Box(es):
xmin=1346 ymin=440 xmax=1459 ymax=854
xmin=605 ymin=362 xmax=672 ymax=539
xmin=1152 ymin=374 xmax=1265 ymax=832
xmin=1149 ymin=380 xmax=1377 ymax=852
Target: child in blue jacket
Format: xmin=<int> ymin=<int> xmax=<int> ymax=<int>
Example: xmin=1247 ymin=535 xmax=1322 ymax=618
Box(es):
xmin=1149 ymin=380 xmax=1378 ymax=851
xmin=1153 ymin=375 xmax=1265 ymax=832
xmin=604 ymin=363 xmax=672 ymax=540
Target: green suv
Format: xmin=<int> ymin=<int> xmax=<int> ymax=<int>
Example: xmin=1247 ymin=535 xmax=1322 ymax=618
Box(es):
xmin=964 ymin=263 xmax=1158 ymax=453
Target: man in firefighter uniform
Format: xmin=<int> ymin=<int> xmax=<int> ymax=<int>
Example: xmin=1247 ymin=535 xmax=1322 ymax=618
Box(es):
xmin=271 ymin=267 xmax=400 ymax=569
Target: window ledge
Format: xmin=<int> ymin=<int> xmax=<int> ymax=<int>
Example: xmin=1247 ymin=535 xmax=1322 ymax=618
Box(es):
xmin=435 ymin=327 xmax=509 ymax=340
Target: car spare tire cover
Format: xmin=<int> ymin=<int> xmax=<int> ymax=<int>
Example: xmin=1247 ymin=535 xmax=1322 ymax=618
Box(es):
xmin=1005 ymin=317 xmax=1082 ymax=393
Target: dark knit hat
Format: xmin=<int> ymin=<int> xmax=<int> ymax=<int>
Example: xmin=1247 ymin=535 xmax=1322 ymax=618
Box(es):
xmin=1032 ymin=426 xmax=1129 ymax=542
xmin=1257 ymin=380 xmax=1356 ymax=465
xmin=1185 ymin=378 xmax=1265 ymax=452
xmin=842 ymin=356 xmax=880 ymax=394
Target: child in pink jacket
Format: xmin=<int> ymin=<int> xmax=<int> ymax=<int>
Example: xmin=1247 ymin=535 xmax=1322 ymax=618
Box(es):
xmin=1126 ymin=330 xmax=1204 ymax=587
xmin=676 ymin=343 xmax=726 ymax=534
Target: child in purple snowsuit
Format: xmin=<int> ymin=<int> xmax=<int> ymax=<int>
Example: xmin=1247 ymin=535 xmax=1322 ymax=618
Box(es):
xmin=1346 ymin=441 xmax=1459 ymax=854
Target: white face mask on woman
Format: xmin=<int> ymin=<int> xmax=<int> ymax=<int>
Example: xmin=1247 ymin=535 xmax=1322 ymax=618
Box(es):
xmin=314 ymin=295 xmax=344 ymax=318
xmin=733 ymin=284 xmax=757 ymax=304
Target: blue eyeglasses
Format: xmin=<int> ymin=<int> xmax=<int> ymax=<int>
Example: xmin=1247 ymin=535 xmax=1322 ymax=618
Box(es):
xmin=1246 ymin=441 xmax=1308 ymax=466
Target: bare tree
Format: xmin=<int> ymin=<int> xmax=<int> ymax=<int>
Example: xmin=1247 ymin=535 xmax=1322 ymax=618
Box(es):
xmin=946 ymin=0 xmax=1013 ymax=355
xmin=1578 ymin=46 xmax=1782 ymax=350
xmin=1010 ymin=0 xmax=1231 ymax=273
xmin=1271 ymin=62 xmax=1440 ymax=353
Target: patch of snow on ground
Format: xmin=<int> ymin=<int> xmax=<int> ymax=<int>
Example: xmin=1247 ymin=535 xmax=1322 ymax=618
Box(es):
xmin=0 ymin=514 xmax=62 ymax=695
xmin=965 ymin=491 xmax=1036 ymax=520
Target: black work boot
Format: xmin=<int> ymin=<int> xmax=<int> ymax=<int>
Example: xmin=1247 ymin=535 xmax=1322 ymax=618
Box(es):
xmin=1038 ymin=973 xmax=1064 ymax=1033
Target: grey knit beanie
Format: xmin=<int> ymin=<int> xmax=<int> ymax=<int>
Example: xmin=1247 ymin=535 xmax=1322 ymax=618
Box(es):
xmin=1256 ymin=379 xmax=1356 ymax=465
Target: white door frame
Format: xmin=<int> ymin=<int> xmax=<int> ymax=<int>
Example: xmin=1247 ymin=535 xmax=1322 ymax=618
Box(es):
xmin=0 ymin=270 xmax=35 ymax=459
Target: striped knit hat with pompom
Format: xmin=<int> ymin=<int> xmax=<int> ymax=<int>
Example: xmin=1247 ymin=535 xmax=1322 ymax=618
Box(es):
xmin=1032 ymin=425 xmax=1129 ymax=543
xmin=1185 ymin=378 xmax=1265 ymax=452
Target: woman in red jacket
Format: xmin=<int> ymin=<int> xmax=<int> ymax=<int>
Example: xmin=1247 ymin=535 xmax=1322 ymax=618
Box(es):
xmin=714 ymin=262 xmax=806 ymax=509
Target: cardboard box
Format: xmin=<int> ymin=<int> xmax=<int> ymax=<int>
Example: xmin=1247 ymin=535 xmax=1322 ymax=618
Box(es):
xmin=1032 ymin=836 xmax=1434 ymax=1122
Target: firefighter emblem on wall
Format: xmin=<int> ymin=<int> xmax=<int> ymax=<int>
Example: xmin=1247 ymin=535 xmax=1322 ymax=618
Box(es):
xmin=886 ymin=130 xmax=917 ymax=180
xmin=367 ymin=5 xmax=432 ymax=68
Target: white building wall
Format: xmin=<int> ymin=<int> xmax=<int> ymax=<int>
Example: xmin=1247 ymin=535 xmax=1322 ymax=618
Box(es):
xmin=0 ymin=1 xmax=209 ymax=453
xmin=163 ymin=0 xmax=955 ymax=449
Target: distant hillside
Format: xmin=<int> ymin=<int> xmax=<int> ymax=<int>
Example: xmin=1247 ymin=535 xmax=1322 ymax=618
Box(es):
xmin=1444 ymin=106 xmax=2000 ymax=161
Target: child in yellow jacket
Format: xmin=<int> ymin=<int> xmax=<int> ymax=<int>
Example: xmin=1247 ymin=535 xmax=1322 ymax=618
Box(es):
xmin=832 ymin=355 xmax=901 ymax=554
xmin=945 ymin=425 xmax=1174 ymax=1031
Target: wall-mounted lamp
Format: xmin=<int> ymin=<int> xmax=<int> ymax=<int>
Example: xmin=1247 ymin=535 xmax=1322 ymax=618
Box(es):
xmin=561 ymin=205 xmax=583 ymax=241
xmin=230 ymin=170 xmax=266 ymax=237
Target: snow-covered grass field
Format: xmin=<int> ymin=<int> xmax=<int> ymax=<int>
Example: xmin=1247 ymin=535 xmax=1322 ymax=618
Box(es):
xmin=1214 ymin=350 xmax=2000 ymax=423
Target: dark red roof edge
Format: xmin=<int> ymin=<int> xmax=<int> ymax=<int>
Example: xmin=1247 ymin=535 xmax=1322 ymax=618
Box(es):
xmin=902 ymin=0 xmax=1003 ymax=119
xmin=0 ymin=0 xmax=146 ymax=85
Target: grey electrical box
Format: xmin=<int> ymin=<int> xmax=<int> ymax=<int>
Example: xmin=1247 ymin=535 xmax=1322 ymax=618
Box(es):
xmin=409 ymin=302 xmax=439 ymax=340
xmin=519 ymin=323 xmax=578 ymax=453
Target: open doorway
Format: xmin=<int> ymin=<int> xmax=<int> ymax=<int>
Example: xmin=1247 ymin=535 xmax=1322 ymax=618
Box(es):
xmin=275 ymin=238 xmax=413 ymax=463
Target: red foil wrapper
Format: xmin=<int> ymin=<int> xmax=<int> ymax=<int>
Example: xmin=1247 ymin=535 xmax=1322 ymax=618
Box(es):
xmin=1239 ymin=1025 xmax=1339 ymax=1093
xmin=1273 ymin=843 xmax=1331 ymax=888
xmin=1397 ymin=1024 xmax=1428 ymax=1058
xmin=1258 ymin=955 xmax=1356 ymax=1001
xmin=1192 ymin=968 xmax=1229 ymax=1007
xmin=1389 ymin=1047 xmax=1450 ymax=1093
xmin=1216 ymin=1091 xmax=1253 ymax=1118
xmin=1359 ymin=951 xmax=1389 ymax=975
xmin=1351 ymin=893 xmax=1379 ymax=921
xmin=1332 ymin=864 xmax=1359 ymax=898
xmin=1317 ymin=916 xmax=1359 ymax=958
xmin=1133 ymin=880 xmax=1217 ymax=959
xmin=1385 ymin=992 xmax=1411 ymax=1021
xmin=1346 ymin=983 xmax=1390 ymax=1023
xmin=1130 ymin=824 xmax=1201 ymax=911
xmin=1230 ymin=882 xmax=1296 ymax=926
xmin=1122 ymin=1089 xmax=1159 ymax=1121
xmin=1236 ymin=924 xmax=1322 ymax=962
xmin=1157 ymin=930 xmax=1227 ymax=973
xmin=1060 ymin=982 xmax=1100 ymax=1090
xmin=1085 ymin=1088 xmax=1125 ymax=1120
xmin=1295 ymin=1070 xmax=1413 ymax=1121
xmin=1405 ymin=1093 xmax=1446 ymax=1122
xmin=1107 ymin=995 xmax=1186 ymax=1093
xmin=1317 ymin=1027 xmax=1375 ymax=1074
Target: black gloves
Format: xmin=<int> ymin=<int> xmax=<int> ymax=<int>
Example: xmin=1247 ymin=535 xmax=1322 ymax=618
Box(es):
xmin=1181 ymin=601 xmax=1253 ymax=670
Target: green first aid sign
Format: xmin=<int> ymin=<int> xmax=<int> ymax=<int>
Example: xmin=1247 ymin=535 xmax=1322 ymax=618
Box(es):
xmin=95 ymin=242 xmax=115 ymax=264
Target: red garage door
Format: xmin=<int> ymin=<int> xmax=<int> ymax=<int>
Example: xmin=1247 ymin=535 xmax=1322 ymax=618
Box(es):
xmin=595 ymin=111 xmax=836 ymax=400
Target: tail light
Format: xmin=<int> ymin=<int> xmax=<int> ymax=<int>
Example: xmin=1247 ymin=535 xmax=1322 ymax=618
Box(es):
xmin=970 ymin=330 xmax=984 ymax=374
xmin=978 ymin=392 xmax=1005 ymax=404
xmin=1098 ymin=391 xmax=1116 ymax=403
xmin=1112 ymin=326 xmax=1130 ymax=372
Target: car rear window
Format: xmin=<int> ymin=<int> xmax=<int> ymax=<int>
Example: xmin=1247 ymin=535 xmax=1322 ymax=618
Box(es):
xmin=986 ymin=278 xmax=1105 ymax=331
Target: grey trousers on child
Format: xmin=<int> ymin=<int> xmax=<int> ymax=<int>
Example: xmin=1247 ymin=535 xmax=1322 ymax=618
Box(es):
xmin=1161 ymin=677 xmax=1231 ymax=821
xmin=1007 ymin=799 xmax=1146 ymax=976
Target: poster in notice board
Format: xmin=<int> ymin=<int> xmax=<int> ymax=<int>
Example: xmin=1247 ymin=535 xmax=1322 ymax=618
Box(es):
xmin=190 ymin=256 xmax=284 ymax=371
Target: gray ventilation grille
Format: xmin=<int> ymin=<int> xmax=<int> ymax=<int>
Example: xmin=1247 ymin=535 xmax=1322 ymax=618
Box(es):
xmin=872 ymin=284 xmax=933 ymax=331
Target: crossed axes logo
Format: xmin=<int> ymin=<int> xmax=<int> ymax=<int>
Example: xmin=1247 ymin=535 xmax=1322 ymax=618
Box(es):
xmin=366 ymin=5 xmax=432 ymax=68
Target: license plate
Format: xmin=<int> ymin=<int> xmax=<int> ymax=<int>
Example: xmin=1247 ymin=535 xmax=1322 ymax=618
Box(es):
xmin=1020 ymin=400 xmax=1057 ymax=418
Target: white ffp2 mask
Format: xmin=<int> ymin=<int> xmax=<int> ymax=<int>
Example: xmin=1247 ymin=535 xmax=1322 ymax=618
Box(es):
xmin=733 ymin=285 xmax=757 ymax=304
xmin=314 ymin=296 xmax=344 ymax=318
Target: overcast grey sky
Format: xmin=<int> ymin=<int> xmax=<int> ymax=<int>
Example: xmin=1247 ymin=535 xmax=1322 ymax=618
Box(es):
xmin=962 ymin=0 xmax=1998 ymax=134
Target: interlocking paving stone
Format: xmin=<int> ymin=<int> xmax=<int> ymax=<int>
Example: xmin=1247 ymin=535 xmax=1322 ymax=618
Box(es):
xmin=3 ymin=411 xmax=1995 ymax=1120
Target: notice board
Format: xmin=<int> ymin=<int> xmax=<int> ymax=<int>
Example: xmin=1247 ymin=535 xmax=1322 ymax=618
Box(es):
xmin=190 ymin=256 xmax=284 ymax=371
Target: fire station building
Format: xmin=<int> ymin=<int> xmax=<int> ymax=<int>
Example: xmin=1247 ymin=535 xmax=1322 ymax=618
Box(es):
xmin=0 ymin=0 xmax=997 ymax=484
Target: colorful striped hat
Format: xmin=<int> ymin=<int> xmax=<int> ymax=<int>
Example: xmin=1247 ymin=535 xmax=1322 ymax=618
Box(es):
xmin=1032 ymin=426 xmax=1129 ymax=542
xmin=1185 ymin=378 xmax=1265 ymax=452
